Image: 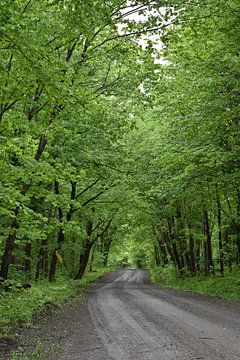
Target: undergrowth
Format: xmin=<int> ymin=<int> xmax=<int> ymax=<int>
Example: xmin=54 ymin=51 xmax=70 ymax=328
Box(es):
xmin=150 ymin=265 xmax=240 ymax=302
xmin=0 ymin=267 xmax=112 ymax=336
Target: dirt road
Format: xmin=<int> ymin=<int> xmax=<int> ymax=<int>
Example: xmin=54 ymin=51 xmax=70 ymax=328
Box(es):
xmin=46 ymin=269 xmax=239 ymax=360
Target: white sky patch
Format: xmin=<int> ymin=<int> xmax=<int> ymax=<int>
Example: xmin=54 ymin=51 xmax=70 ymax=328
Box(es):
xmin=117 ymin=2 xmax=175 ymax=95
xmin=118 ymin=3 xmax=172 ymax=64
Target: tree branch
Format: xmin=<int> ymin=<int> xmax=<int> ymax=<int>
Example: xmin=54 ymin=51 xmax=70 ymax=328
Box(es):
xmin=81 ymin=184 xmax=116 ymax=208
xmin=75 ymin=178 xmax=100 ymax=200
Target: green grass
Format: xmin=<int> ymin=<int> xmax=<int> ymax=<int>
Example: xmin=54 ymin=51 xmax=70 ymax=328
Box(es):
xmin=0 ymin=267 xmax=112 ymax=336
xmin=150 ymin=266 xmax=240 ymax=302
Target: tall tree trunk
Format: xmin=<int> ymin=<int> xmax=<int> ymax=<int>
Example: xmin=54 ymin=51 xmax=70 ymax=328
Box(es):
xmin=0 ymin=212 xmax=18 ymax=279
xmin=203 ymin=208 xmax=214 ymax=275
xmin=195 ymin=238 xmax=200 ymax=273
xmin=162 ymin=231 xmax=176 ymax=267
xmin=167 ymin=217 xmax=184 ymax=270
xmin=49 ymin=180 xmax=64 ymax=282
xmin=24 ymin=242 xmax=32 ymax=275
xmin=204 ymin=241 xmax=209 ymax=276
xmin=75 ymin=218 xmax=113 ymax=280
xmin=35 ymin=238 xmax=48 ymax=280
xmin=175 ymin=206 xmax=186 ymax=269
xmin=235 ymin=234 xmax=240 ymax=264
xmin=102 ymin=234 xmax=113 ymax=267
xmin=49 ymin=180 xmax=77 ymax=282
xmin=152 ymin=226 xmax=167 ymax=266
xmin=224 ymin=231 xmax=232 ymax=271
xmin=217 ymin=197 xmax=224 ymax=275
xmin=75 ymin=218 xmax=93 ymax=280
xmin=172 ymin=242 xmax=183 ymax=270
xmin=188 ymin=223 xmax=196 ymax=275
xmin=49 ymin=227 xmax=64 ymax=282
xmin=154 ymin=243 xmax=161 ymax=267
xmin=89 ymin=243 xmax=96 ymax=272
xmin=236 ymin=190 xmax=240 ymax=264
xmin=157 ymin=236 xmax=168 ymax=265
xmin=75 ymin=241 xmax=93 ymax=280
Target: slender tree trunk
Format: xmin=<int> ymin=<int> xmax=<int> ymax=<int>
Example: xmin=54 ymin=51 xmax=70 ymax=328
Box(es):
xmin=195 ymin=239 xmax=200 ymax=273
xmin=217 ymin=197 xmax=224 ymax=275
xmin=224 ymin=231 xmax=232 ymax=271
xmin=175 ymin=206 xmax=186 ymax=269
xmin=157 ymin=236 xmax=168 ymax=265
xmin=154 ymin=243 xmax=161 ymax=267
xmin=75 ymin=241 xmax=93 ymax=279
xmin=0 ymin=232 xmax=17 ymax=279
xmin=75 ymin=218 xmax=113 ymax=280
xmin=153 ymin=227 xmax=167 ymax=265
xmin=236 ymin=232 xmax=240 ymax=264
xmin=236 ymin=190 xmax=240 ymax=264
xmin=188 ymin=223 xmax=196 ymax=275
xmin=24 ymin=242 xmax=32 ymax=274
xmin=11 ymin=243 xmax=19 ymax=269
xmin=49 ymin=180 xmax=77 ymax=282
xmin=204 ymin=241 xmax=209 ymax=276
xmin=36 ymin=238 xmax=48 ymax=280
xmin=89 ymin=243 xmax=96 ymax=272
xmin=185 ymin=251 xmax=192 ymax=273
xmin=75 ymin=217 xmax=94 ymax=280
xmin=162 ymin=232 xmax=176 ymax=267
xmin=203 ymin=208 xmax=214 ymax=275
xmin=172 ymin=242 xmax=183 ymax=270
xmin=49 ymin=227 xmax=64 ymax=282
xmin=35 ymin=207 xmax=51 ymax=281
xmin=103 ymin=238 xmax=112 ymax=267
xmin=167 ymin=217 xmax=184 ymax=270
xmin=0 ymin=212 xmax=18 ymax=279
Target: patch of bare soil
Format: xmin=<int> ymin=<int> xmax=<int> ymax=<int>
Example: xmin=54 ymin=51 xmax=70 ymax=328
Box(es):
xmin=0 ymin=337 xmax=19 ymax=359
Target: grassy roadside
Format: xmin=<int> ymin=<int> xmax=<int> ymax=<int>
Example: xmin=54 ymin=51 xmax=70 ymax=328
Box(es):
xmin=0 ymin=267 xmax=112 ymax=337
xmin=150 ymin=266 xmax=240 ymax=302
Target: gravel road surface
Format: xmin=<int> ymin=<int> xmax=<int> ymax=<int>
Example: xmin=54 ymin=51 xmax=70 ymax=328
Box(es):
xmin=47 ymin=269 xmax=240 ymax=360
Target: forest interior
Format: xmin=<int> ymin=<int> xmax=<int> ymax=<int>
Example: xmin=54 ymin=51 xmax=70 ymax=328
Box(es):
xmin=0 ymin=0 xmax=240 ymax=357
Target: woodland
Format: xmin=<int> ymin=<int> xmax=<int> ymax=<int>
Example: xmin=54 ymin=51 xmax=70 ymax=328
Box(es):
xmin=0 ymin=0 xmax=239 ymax=305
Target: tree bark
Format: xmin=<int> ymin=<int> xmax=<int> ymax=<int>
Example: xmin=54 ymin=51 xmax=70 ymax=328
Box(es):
xmin=75 ymin=241 xmax=93 ymax=279
xmin=167 ymin=217 xmax=184 ymax=270
xmin=162 ymin=231 xmax=176 ymax=267
xmin=172 ymin=242 xmax=184 ymax=270
xmin=49 ymin=180 xmax=64 ymax=282
xmin=49 ymin=227 xmax=64 ymax=282
xmin=195 ymin=238 xmax=200 ymax=272
xmin=0 ymin=210 xmax=18 ymax=279
xmin=203 ymin=208 xmax=214 ymax=275
xmin=24 ymin=242 xmax=32 ymax=274
xmin=217 ymin=197 xmax=224 ymax=275
xmin=188 ymin=223 xmax=196 ymax=275
xmin=157 ymin=236 xmax=168 ymax=265
xmin=154 ymin=243 xmax=161 ymax=267
xmin=236 ymin=190 xmax=240 ymax=264
xmin=35 ymin=238 xmax=48 ymax=280
xmin=75 ymin=218 xmax=113 ymax=280
xmin=101 ymin=232 xmax=113 ymax=267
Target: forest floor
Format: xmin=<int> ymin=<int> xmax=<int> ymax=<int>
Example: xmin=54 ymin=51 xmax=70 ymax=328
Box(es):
xmin=3 ymin=269 xmax=240 ymax=360
xmin=150 ymin=267 xmax=240 ymax=302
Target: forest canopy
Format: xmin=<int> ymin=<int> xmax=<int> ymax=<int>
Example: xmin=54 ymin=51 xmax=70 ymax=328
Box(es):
xmin=0 ymin=0 xmax=239 ymax=284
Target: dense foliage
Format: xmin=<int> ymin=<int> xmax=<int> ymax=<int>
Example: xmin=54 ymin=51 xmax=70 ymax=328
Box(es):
xmin=0 ymin=0 xmax=239 ymax=292
xmin=125 ymin=0 xmax=240 ymax=277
